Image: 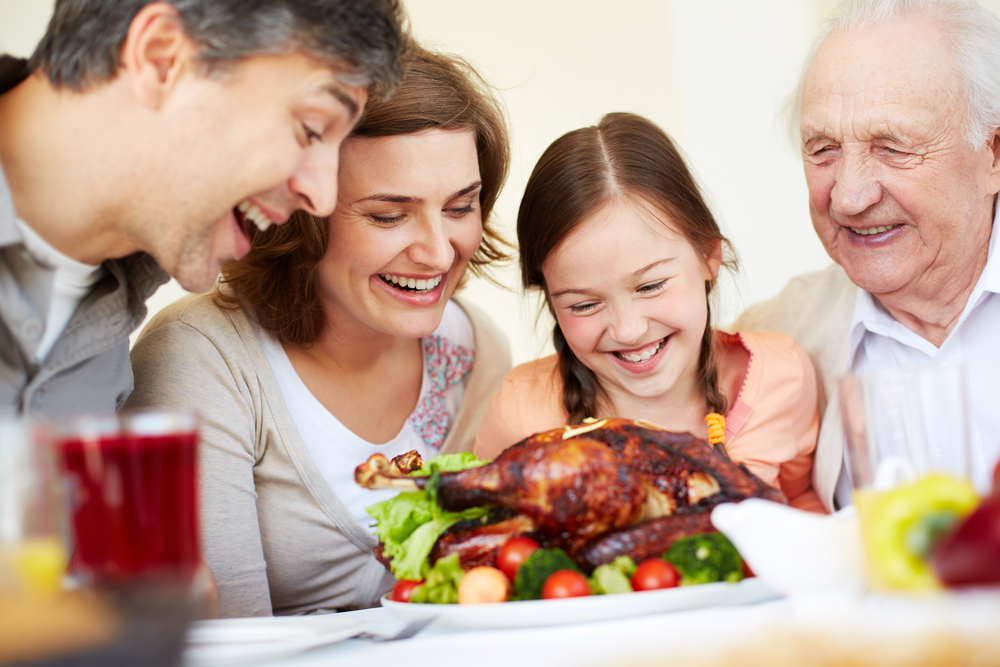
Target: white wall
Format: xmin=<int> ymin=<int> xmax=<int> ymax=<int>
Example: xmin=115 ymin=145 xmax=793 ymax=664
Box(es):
xmin=3 ymin=0 xmax=1000 ymax=363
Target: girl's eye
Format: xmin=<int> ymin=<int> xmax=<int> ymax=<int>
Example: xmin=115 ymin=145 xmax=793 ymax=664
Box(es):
xmin=304 ymin=124 xmax=322 ymax=143
xmin=568 ymin=302 xmax=598 ymax=314
xmin=637 ymin=279 xmax=666 ymax=294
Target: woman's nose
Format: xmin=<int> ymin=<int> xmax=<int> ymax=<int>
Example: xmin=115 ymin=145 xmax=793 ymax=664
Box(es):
xmin=409 ymin=215 xmax=454 ymax=271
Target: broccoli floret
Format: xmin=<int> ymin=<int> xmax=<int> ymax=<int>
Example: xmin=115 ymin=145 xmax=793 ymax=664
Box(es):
xmin=589 ymin=556 xmax=636 ymax=595
xmin=663 ymin=533 xmax=744 ymax=586
xmin=513 ymin=548 xmax=579 ymax=600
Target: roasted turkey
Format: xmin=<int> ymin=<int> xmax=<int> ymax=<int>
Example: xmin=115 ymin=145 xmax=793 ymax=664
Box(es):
xmin=355 ymin=418 xmax=785 ymax=572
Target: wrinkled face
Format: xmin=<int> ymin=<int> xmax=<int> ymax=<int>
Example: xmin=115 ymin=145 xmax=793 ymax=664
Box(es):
xmin=543 ymin=199 xmax=718 ymax=407
xmin=144 ymin=52 xmax=366 ymax=291
xmin=800 ymin=17 xmax=1000 ymax=297
xmin=319 ymin=129 xmax=483 ymax=339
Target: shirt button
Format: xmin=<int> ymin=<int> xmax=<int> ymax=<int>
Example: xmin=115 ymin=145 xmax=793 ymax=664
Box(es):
xmin=20 ymin=318 xmax=43 ymax=341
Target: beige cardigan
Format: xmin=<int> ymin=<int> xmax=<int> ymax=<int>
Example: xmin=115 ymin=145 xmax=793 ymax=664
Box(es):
xmin=732 ymin=264 xmax=857 ymax=512
xmin=125 ymin=291 xmax=511 ymax=617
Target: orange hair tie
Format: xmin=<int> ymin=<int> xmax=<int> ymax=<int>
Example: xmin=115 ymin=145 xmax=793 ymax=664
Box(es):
xmin=705 ymin=412 xmax=726 ymax=446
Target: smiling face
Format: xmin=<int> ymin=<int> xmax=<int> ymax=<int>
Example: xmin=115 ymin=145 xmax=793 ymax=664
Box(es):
xmin=800 ymin=16 xmax=1000 ymax=299
xmin=318 ymin=129 xmax=483 ymax=340
xmin=142 ymin=52 xmax=367 ymax=291
xmin=543 ymin=198 xmax=719 ymax=412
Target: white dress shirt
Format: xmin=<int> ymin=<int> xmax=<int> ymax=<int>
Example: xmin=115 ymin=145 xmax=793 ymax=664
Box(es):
xmin=835 ymin=207 xmax=1000 ymax=506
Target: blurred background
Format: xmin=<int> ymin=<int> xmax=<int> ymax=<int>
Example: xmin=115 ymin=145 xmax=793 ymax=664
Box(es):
xmin=3 ymin=0 xmax=999 ymax=365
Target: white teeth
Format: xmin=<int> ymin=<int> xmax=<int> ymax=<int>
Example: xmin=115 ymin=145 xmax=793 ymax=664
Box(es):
xmin=617 ymin=338 xmax=665 ymax=363
xmin=238 ymin=200 xmax=273 ymax=232
xmin=379 ymin=274 xmax=443 ymax=292
xmin=853 ymin=225 xmax=895 ymax=236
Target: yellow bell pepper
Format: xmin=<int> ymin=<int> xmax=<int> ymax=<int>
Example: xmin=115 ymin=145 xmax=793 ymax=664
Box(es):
xmin=856 ymin=473 xmax=979 ymax=591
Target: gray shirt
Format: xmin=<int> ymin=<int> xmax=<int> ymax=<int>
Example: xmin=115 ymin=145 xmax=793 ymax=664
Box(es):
xmin=0 ymin=56 xmax=168 ymax=419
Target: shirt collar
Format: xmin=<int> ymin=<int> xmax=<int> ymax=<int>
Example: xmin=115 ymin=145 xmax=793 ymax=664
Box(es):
xmin=848 ymin=200 xmax=1000 ymax=365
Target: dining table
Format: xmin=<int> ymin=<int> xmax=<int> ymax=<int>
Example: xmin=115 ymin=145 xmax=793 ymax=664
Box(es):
xmin=181 ymin=587 xmax=1000 ymax=667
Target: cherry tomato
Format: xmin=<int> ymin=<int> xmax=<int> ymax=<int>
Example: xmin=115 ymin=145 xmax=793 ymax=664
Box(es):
xmin=391 ymin=579 xmax=423 ymax=603
xmin=541 ymin=569 xmax=591 ymax=599
xmin=631 ymin=559 xmax=680 ymax=591
xmin=496 ymin=536 xmax=540 ymax=582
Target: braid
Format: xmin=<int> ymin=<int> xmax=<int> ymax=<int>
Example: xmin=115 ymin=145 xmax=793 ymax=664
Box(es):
xmin=698 ymin=283 xmax=728 ymax=416
xmin=553 ymin=324 xmax=602 ymax=425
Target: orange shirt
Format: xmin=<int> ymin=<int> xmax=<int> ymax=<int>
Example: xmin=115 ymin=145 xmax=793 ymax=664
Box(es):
xmin=473 ymin=330 xmax=825 ymax=513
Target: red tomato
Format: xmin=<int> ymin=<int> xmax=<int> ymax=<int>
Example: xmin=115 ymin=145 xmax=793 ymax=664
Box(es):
xmin=496 ymin=536 xmax=540 ymax=582
xmin=391 ymin=579 xmax=423 ymax=603
xmin=541 ymin=570 xmax=591 ymax=599
xmin=631 ymin=559 xmax=680 ymax=591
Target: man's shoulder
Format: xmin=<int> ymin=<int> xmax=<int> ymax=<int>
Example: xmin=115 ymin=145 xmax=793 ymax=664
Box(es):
xmin=733 ymin=264 xmax=857 ymax=339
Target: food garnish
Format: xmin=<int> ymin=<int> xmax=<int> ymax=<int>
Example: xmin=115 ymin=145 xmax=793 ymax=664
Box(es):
xmin=457 ymin=566 xmax=510 ymax=604
xmin=541 ymin=570 xmax=591 ymax=599
xmin=663 ymin=533 xmax=744 ymax=586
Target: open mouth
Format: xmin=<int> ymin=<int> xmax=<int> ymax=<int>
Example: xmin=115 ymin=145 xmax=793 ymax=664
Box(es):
xmin=612 ymin=336 xmax=668 ymax=364
xmin=849 ymin=224 xmax=898 ymax=237
xmin=379 ymin=273 xmax=444 ymax=294
xmin=235 ymin=200 xmax=273 ymax=233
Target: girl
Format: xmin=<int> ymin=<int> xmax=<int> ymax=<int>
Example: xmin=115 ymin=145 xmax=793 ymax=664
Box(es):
xmin=474 ymin=113 xmax=822 ymax=511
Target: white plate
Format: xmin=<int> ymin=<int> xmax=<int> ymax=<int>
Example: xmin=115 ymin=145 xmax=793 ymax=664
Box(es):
xmin=380 ymin=576 xmax=779 ymax=629
xmin=183 ymin=615 xmax=365 ymax=667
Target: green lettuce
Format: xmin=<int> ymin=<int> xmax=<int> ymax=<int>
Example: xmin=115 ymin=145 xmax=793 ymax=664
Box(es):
xmin=366 ymin=453 xmax=491 ymax=581
xmin=410 ymin=553 xmax=465 ymax=604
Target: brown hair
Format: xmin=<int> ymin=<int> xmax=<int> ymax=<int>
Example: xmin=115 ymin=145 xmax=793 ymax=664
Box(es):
xmin=217 ymin=43 xmax=510 ymax=345
xmin=517 ymin=112 xmax=734 ymax=425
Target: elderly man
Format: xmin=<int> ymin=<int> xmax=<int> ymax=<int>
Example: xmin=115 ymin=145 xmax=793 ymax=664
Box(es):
xmin=736 ymin=0 xmax=1000 ymax=510
xmin=0 ymin=0 xmax=405 ymax=419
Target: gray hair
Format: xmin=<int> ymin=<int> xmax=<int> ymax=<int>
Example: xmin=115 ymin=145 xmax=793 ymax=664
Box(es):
xmin=790 ymin=0 xmax=1000 ymax=148
xmin=29 ymin=0 xmax=407 ymax=96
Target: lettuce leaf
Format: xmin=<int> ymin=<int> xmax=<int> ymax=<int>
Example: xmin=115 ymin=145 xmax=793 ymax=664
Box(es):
xmin=366 ymin=452 xmax=491 ymax=581
xmin=410 ymin=553 xmax=465 ymax=604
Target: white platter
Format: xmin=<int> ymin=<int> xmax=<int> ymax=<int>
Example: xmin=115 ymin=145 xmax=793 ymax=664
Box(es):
xmin=380 ymin=576 xmax=779 ymax=630
xmin=183 ymin=615 xmax=365 ymax=667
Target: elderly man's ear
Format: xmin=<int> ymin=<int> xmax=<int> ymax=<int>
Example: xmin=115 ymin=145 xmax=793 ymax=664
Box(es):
xmin=119 ymin=2 xmax=199 ymax=110
xmin=986 ymin=127 xmax=1000 ymax=194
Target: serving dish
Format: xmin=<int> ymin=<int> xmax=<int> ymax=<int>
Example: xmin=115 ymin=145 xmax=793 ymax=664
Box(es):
xmin=380 ymin=577 xmax=779 ymax=630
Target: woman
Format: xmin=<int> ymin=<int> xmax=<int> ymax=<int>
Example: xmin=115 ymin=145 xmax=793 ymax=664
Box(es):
xmin=126 ymin=45 xmax=512 ymax=617
xmin=474 ymin=113 xmax=822 ymax=511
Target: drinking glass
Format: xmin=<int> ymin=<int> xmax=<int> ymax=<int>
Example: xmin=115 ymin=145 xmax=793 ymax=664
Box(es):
xmin=0 ymin=416 xmax=67 ymax=596
xmin=839 ymin=365 xmax=976 ymax=591
xmin=56 ymin=410 xmax=200 ymax=586
xmin=839 ymin=365 xmax=972 ymax=489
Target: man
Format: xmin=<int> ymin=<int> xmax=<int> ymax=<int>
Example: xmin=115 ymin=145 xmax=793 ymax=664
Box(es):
xmin=0 ymin=0 xmax=405 ymax=418
xmin=735 ymin=0 xmax=1000 ymax=509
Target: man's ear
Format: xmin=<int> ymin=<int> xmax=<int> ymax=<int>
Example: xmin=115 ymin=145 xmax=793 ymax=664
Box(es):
xmin=119 ymin=2 xmax=197 ymax=110
xmin=985 ymin=126 xmax=1000 ymax=193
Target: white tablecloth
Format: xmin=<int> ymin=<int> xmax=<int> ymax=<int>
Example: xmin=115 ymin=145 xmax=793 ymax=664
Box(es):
xmin=202 ymin=592 xmax=1000 ymax=667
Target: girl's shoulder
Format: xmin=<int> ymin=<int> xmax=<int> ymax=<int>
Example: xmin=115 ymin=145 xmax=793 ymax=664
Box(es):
xmin=717 ymin=330 xmax=816 ymax=410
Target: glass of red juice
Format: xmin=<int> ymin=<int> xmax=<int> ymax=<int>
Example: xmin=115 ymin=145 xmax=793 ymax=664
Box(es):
xmin=57 ymin=411 xmax=199 ymax=586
